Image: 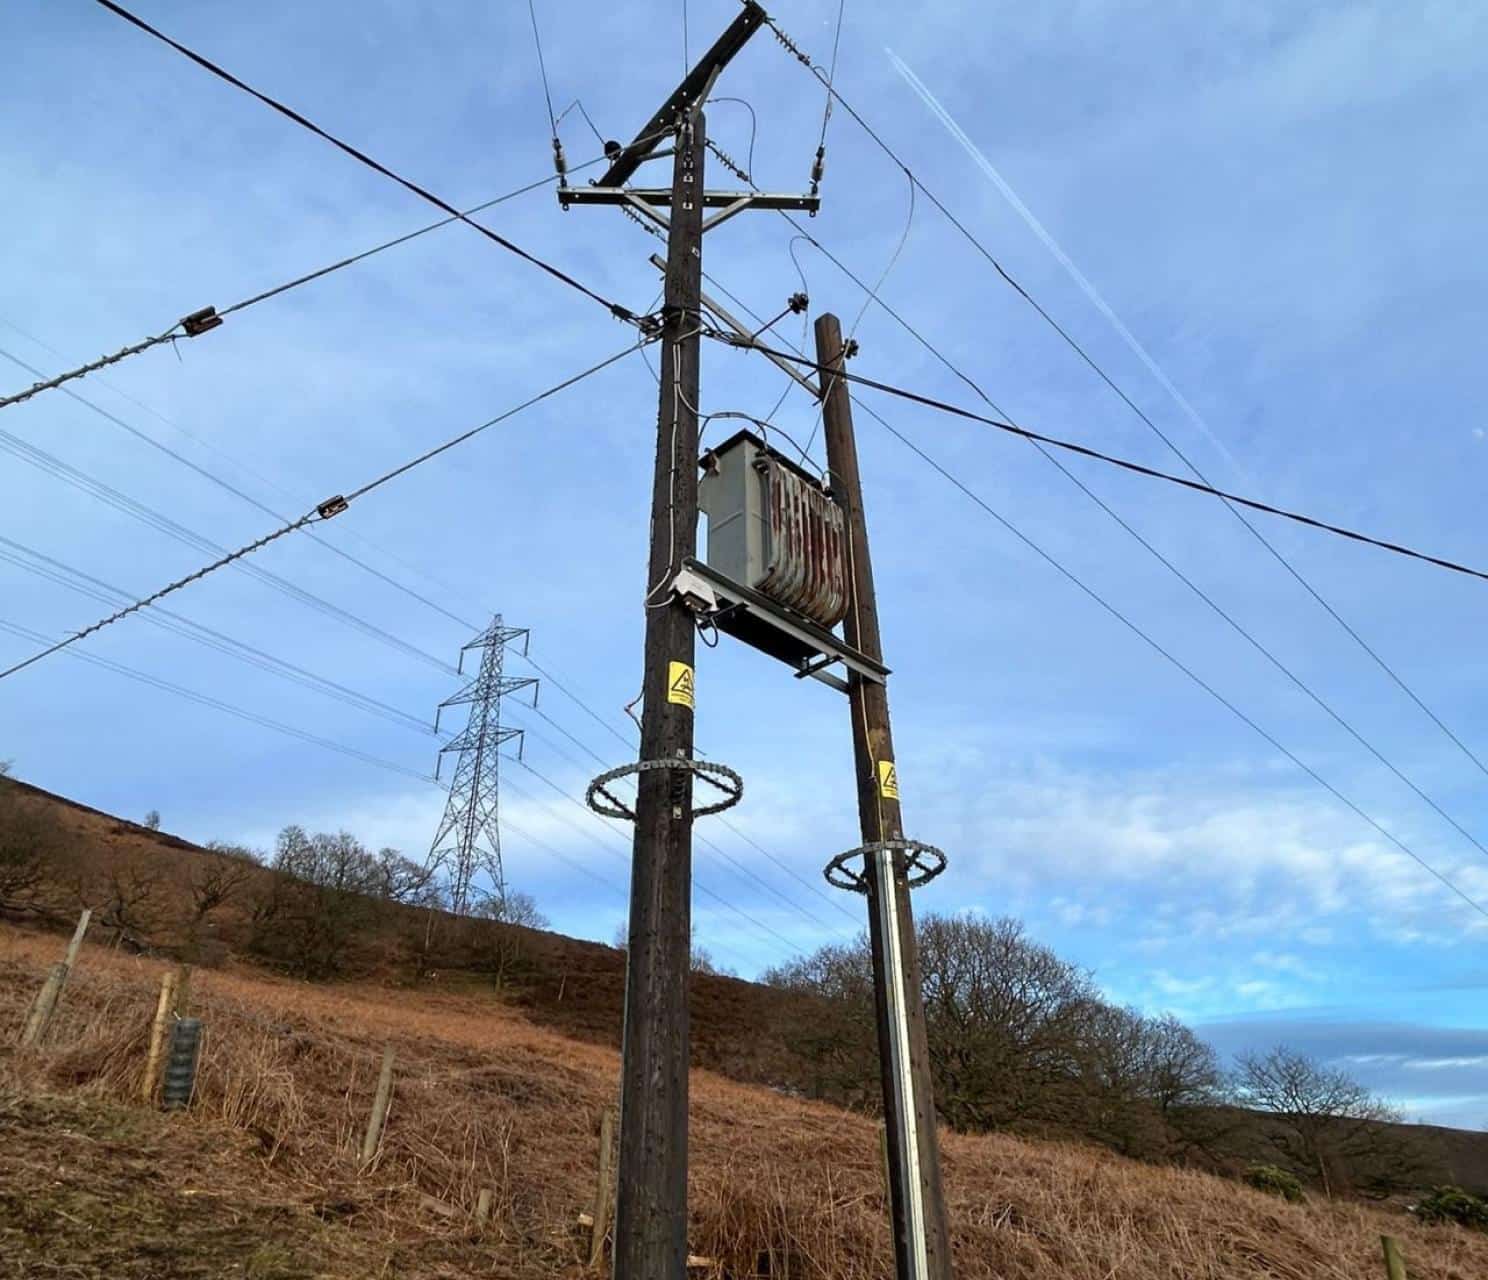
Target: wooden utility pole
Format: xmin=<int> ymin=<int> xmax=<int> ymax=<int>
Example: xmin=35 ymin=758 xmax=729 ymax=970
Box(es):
xmin=559 ymin=8 xmax=818 ymax=1275
xmin=817 ymin=313 xmax=953 ymax=1280
xmin=613 ymin=107 xmax=706 ymax=1280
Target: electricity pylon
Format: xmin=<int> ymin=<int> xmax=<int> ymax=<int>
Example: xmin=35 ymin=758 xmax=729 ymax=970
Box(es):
xmin=425 ymin=615 xmax=535 ymax=915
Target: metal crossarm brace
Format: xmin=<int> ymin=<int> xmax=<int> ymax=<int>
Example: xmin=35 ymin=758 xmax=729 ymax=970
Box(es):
xmin=560 ymin=187 xmax=819 ymax=213
xmin=589 ymin=1 xmax=767 ymax=190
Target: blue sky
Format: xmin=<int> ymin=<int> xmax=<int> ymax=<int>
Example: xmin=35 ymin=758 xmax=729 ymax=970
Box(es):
xmin=4 ymin=1 xmax=1486 ymax=1129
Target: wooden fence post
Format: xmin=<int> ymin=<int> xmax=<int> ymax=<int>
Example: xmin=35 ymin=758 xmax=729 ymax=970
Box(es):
xmin=63 ymin=909 xmax=92 ymax=968
xmin=172 ymin=963 xmax=193 ymax=1017
xmin=360 ymin=1045 xmax=396 ymax=1166
xmin=140 ymin=969 xmax=178 ymax=1103
xmin=1381 ymin=1235 xmax=1407 ymax=1280
xmin=18 ymin=908 xmax=92 ymax=1047
xmin=589 ymin=1106 xmax=616 ymax=1267
xmin=474 ymin=1187 xmax=493 ymax=1231
xmin=19 ymin=965 xmax=66 ymax=1047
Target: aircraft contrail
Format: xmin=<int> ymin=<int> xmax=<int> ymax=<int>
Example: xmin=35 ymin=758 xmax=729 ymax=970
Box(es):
xmin=888 ymin=48 xmax=1246 ymax=480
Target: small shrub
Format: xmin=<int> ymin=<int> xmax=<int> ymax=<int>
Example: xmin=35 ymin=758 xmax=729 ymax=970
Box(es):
xmin=1244 ymin=1164 xmax=1306 ymax=1203
xmin=1415 ymin=1185 xmax=1488 ymax=1230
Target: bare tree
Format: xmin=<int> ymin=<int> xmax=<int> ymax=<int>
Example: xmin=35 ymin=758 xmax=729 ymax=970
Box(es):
xmin=249 ymin=826 xmax=382 ymax=978
xmin=0 ymin=787 xmax=66 ymax=915
xmin=917 ymin=914 xmax=1099 ymax=1132
xmin=1235 ymin=1046 xmax=1421 ymax=1196
xmin=472 ymin=890 xmax=548 ymax=929
xmin=88 ymin=854 xmax=168 ymax=949
xmin=370 ymin=847 xmax=440 ymax=908
xmin=143 ymin=810 xmax=161 ymax=831
xmin=188 ymin=848 xmax=256 ymax=925
xmin=762 ymin=934 xmax=878 ymax=1104
xmin=464 ymin=890 xmax=549 ymax=987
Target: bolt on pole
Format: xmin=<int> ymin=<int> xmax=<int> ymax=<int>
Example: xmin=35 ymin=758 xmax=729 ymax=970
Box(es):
xmin=817 ymin=313 xmax=953 ymax=1280
xmin=613 ymin=108 xmax=706 ymax=1280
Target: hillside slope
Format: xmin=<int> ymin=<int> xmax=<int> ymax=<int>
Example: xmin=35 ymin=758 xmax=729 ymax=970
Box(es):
xmin=5 ymin=925 xmax=1488 ymax=1280
xmin=0 ymin=775 xmax=815 ymax=1086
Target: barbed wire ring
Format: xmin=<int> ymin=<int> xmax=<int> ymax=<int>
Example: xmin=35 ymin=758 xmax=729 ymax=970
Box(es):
xmin=823 ymin=839 xmax=947 ymax=894
xmin=585 ymin=757 xmax=744 ymax=821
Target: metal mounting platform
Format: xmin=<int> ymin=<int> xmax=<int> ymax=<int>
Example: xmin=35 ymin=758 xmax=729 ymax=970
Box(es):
xmin=680 ymin=557 xmax=888 ymax=694
xmin=824 ymin=839 xmax=947 ymax=894
xmin=560 ymin=188 xmax=819 ymax=211
xmin=585 ymin=756 xmax=743 ymax=821
xmin=561 ymin=187 xmax=820 ymax=235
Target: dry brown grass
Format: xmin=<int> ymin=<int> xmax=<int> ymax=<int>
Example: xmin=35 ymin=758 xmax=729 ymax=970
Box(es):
xmin=3 ymin=925 xmax=1487 ymax=1280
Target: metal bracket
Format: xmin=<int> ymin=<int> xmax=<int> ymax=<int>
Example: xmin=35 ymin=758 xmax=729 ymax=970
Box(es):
xmin=653 ymin=254 xmax=821 ymax=398
xmin=621 ymin=190 xmax=671 ymax=233
xmin=793 ymin=654 xmax=849 ymax=694
xmin=679 ymin=557 xmax=888 ymax=691
xmin=824 ymin=839 xmax=947 ymax=894
xmin=560 ymin=187 xmax=819 ymax=212
xmin=668 ymin=566 xmax=719 ymax=614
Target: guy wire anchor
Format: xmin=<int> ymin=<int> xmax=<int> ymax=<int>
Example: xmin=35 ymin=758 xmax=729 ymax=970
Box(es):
xmin=823 ymin=838 xmax=947 ymax=894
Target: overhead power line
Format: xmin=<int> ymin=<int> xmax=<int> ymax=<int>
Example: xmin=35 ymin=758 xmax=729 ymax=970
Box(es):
xmin=3 ymin=321 xmax=839 ymax=937
xmin=0 ymin=534 xmax=434 ymax=735
xmin=0 ymin=341 xmax=649 ymax=684
xmin=0 ymin=163 xmax=607 ymax=414
xmin=92 ymin=0 xmax=641 ymax=326
xmin=707 ymin=331 xmax=1488 ymax=589
xmin=761 ymin=11 xmax=1488 ymax=790
xmin=698 ymin=269 xmax=1488 ymax=929
xmin=0 ymin=616 xmax=435 ymax=783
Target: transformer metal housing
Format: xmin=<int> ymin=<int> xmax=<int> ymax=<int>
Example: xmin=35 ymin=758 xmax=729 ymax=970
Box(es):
xmin=693 ymin=429 xmax=886 ymax=692
xmin=699 ymin=429 xmax=848 ymax=628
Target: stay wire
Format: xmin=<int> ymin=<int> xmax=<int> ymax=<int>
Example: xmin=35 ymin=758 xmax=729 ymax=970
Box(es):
xmin=818 ymin=0 xmax=847 ymax=150
xmin=0 ymin=424 xmax=461 ymax=677
xmin=849 ymin=398 xmax=1488 ymax=925
xmin=0 ymin=342 xmax=648 ymax=684
xmin=0 ymin=535 xmax=435 ymax=735
xmin=0 ymin=612 xmax=636 ymax=914
xmin=801 ymin=170 xmax=915 ymax=461
xmin=93 ymin=0 xmax=640 ymax=326
xmin=0 ymin=345 xmax=471 ymax=643
xmin=724 ymin=334 xmax=1488 ymax=870
xmin=526 ymin=0 xmax=559 ymax=138
xmin=0 ymin=162 xmax=603 ymax=414
xmin=698 ymin=270 xmax=1488 ymax=924
xmin=761 ymin=9 xmax=1488 ymax=784
xmin=707 ymin=330 xmax=1488 ymax=589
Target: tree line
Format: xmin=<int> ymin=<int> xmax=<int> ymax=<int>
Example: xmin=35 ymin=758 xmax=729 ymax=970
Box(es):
xmin=762 ymin=914 xmax=1433 ymax=1198
xmin=1 ymin=781 xmax=547 ymax=985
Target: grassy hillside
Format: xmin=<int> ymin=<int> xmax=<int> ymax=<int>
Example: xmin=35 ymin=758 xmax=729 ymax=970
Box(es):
xmin=0 ymin=775 xmax=814 ymax=1086
xmin=6 ymin=774 xmax=1488 ymax=1277
xmin=6 ymin=924 xmax=1488 ymax=1279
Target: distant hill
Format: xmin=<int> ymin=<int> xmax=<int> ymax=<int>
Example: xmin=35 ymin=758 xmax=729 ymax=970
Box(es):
xmin=3 ymin=772 xmax=1486 ymax=1198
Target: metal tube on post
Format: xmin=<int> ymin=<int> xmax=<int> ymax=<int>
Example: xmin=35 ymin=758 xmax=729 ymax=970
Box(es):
xmin=613 ymin=107 xmax=706 ymax=1280
xmin=817 ymin=313 xmax=953 ymax=1280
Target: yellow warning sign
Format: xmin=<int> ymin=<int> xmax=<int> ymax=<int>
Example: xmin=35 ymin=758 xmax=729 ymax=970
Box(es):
xmin=877 ymin=760 xmax=899 ymax=800
xmin=667 ymin=661 xmax=695 ymax=709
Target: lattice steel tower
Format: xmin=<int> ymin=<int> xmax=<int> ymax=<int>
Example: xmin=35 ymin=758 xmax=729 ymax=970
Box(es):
xmin=426 ymin=616 xmax=536 ymax=915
